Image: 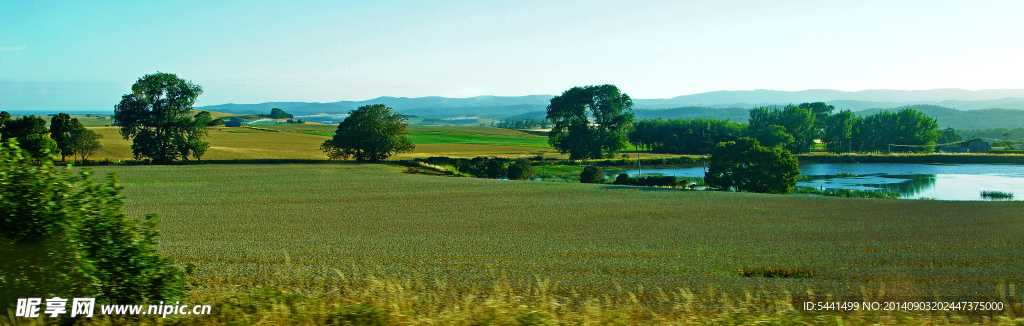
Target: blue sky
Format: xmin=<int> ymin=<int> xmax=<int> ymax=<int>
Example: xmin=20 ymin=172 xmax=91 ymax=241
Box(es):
xmin=2 ymin=0 xmax=1023 ymax=111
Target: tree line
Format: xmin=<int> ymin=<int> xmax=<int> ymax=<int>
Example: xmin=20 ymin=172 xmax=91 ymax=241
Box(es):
xmin=629 ymin=103 xmax=941 ymax=155
xmin=0 ymin=112 xmax=103 ymax=163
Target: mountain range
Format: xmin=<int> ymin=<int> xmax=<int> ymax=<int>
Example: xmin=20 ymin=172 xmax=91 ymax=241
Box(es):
xmin=198 ymin=89 xmax=1024 ymax=119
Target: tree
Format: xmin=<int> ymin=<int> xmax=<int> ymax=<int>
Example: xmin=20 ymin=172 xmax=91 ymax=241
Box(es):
xmin=937 ymin=127 xmax=962 ymax=145
xmin=851 ymin=108 xmax=939 ymax=153
xmin=194 ymin=111 xmax=214 ymax=126
xmin=2 ymin=115 xmax=57 ymax=162
xmin=69 ymin=128 xmax=103 ymax=162
xmin=1 ymin=140 xmax=188 ymax=311
xmin=0 ymin=111 xmax=10 ymax=138
xmin=547 ymin=85 xmax=635 ymax=160
xmin=579 ymin=165 xmax=605 ymax=184
xmin=483 ymin=159 xmax=507 ymax=179
xmin=320 ymin=104 xmax=414 ymax=162
xmin=629 ymin=118 xmax=745 ymax=154
xmin=506 ymin=159 xmax=534 ymax=180
xmin=749 ymin=125 xmax=794 ymax=149
xmin=268 ymin=108 xmax=293 ymax=119
xmin=822 ymin=109 xmax=857 ymax=153
xmin=114 ymin=72 xmax=207 ymax=164
xmin=704 ymin=138 xmax=800 ymax=194
xmin=798 ymin=102 xmax=836 ymax=134
xmin=50 ymin=113 xmax=84 ymax=161
xmin=747 ymin=105 xmax=816 ymax=153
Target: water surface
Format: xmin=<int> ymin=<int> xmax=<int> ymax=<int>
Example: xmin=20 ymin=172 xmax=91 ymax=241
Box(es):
xmin=612 ymin=163 xmax=1024 ymax=201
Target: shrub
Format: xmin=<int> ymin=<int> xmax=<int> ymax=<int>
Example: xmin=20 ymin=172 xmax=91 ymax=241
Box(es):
xmin=579 ymin=165 xmax=605 ymax=184
xmin=0 ymin=139 xmax=189 ymax=312
xmin=483 ymin=159 xmax=508 ymax=179
xmin=506 ymin=159 xmax=534 ymax=180
xmin=613 ymin=173 xmax=633 ymax=185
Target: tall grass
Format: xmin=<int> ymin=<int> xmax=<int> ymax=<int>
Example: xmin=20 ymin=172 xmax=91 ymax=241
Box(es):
xmin=26 ymin=265 xmax=1021 ymax=325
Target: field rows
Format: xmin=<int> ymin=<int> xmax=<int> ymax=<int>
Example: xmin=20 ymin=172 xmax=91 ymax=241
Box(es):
xmin=83 ymin=163 xmax=1024 ymax=303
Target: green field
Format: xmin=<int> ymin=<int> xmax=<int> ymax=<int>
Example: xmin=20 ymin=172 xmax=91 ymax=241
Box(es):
xmin=87 ymin=163 xmax=1022 ymax=305
xmin=301 ymin=125 xmax=554 ymax=149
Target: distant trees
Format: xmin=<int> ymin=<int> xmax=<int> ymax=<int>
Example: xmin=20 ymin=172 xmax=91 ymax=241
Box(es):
xmin=496 ymin=118 xmax=547 ymax=130
xmin=321 ymin=104 xmax=414 ymax=162
xmin=821 ymin=109 xmax=856 ymax=153
xmin=69 ymin=128 xmax=103 ymax=162
xmin=547 ymin=85 xmax=635 ymax=160
xmin=798 ymin=102 xmax=836 ymax=134
xmin=114 ymin=72 xmax=208 ymax=164
xmin=267 ymin=108 xmax=293 ymax=119
xmin=1 ymin=115 xmax=57 ymax=162
xmin=629 ymin=118 xmax=745 ymax=154
xmin=747 ymin=105 xmax=816 ymax=154
xmin=747 ymin=124 xmax=793 ymax=149
xmin=50 ymin=113 xmax=83 ymax=161
xmin=704 ymin=138 xmax=800 ymax=194
xmin=851 ymin=108 xmax=938 ymax=153
xmin=193 ymin=111 xmax=214 ymax=126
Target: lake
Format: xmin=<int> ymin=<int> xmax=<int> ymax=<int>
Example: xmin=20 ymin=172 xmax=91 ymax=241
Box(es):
xmin=611 ymin=163 xmax=1024 ymax=201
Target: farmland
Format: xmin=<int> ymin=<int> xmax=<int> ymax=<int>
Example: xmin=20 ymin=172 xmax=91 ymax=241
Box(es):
xmin=83 ymin=124 xmax=569 ymax=161
xmin=87 ymin=164 xmax=1023 ymax=307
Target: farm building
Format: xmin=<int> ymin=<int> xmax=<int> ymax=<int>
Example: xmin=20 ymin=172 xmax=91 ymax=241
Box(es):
xmin=968 ymin=141 xmax=991 ymax=153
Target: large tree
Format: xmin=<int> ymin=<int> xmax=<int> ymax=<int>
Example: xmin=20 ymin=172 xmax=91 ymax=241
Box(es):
xmin=851 ymin=108 xmax=939 ymax=153
xmin=747 ymin=105 xmax=816 ymax=154
xmin=50 ymin=113 xmax=84 ymax=161
xmin=546 ymin=85 xmax=635 ymax=160
xmin=114 ymin=72 xmax=208 ymax=164
xmin=320 ymin=104 xmax=414 ymax=162
xmin=822 ymin=109 xmax=857 ymax=153
xmin=704 ymin=137 xmax=800 ymax=194
xmin=69 ymin=128 xmax=103 ymax=163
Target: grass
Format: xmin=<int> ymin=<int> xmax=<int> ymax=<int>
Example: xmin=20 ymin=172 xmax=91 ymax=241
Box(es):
xmin=794 ymin=186 xmax=903 ymax=199
xmin=86 ymin=126 xmax=332 ymax=162
xmin=78 ymin=163 xmax=1024 ymax=308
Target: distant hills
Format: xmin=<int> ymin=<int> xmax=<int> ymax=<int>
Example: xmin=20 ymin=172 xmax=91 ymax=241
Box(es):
xmin=197 ymin=89 xmax=1024 ymax=119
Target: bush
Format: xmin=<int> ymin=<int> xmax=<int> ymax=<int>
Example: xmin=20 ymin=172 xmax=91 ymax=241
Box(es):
xmin=506 ymin=159 xmax=534 ymax=180
xmin=483 ymin=159 xmax=508 ymax=179
xmin=613 ymin=173 xmax=633 ymax=185
xmin=579 ymin=165 xmax=605 ymax=184
xmin=0 ymin=139 xmax=189 ymax=312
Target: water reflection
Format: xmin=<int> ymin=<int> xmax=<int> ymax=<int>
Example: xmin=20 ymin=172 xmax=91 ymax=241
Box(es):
xmin=801 ymin=174 xmax=937 ymax=197
xmin=612 ymin=163 xmax=1024 ymax=201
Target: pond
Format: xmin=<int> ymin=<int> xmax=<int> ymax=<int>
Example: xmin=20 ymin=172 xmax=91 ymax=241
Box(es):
xmin=611 ymin=163 xmax=1024 ymax=201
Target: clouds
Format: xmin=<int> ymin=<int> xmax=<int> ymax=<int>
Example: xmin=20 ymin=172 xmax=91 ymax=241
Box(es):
xmin=0 ymin=45 xmax=26 ymax=51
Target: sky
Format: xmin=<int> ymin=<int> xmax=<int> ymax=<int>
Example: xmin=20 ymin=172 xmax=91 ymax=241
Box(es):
xmin=2 ymin=0 xmax=1024 ymax=111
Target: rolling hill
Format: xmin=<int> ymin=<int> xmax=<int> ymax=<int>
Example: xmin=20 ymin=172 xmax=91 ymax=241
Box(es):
xmin=195 ymin=89 xmax=1024 ymax=120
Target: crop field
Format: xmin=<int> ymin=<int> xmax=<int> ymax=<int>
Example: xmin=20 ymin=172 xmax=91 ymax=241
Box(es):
xmin=83 ymin=163 xmax=1023 ymax=309
xmin=87 ymin=127 xmax=331 ymax=161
